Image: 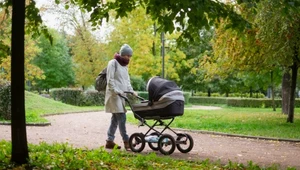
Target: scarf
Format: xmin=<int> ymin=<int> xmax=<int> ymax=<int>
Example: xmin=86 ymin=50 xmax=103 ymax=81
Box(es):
xmin=114 ymin=53 xmax=130 ymax=66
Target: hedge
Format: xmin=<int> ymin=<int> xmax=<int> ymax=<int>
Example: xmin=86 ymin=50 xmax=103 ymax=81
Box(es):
xmin=50 ymin=88 xmax=106 ymax=106
xmin=189 ymin=96 xmax=227 ymax=105
xmin=0 ymin=80 xmax=11 ymax=120
xmin=51 ymin=88 xmax=84 ymax=106
xmin=189 ymin=96 xmax=300 ymax=108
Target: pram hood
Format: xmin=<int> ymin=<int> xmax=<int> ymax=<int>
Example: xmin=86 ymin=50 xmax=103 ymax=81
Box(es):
xmin=146 ymin=76 xmax=182 ymax=102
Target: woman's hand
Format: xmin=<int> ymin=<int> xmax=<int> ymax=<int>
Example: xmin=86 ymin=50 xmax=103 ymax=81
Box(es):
xmin=133 ymin=91 xmax=138 ymax=96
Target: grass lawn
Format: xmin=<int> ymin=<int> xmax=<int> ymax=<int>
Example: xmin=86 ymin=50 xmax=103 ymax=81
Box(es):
xmin=127 ymin=107 xmax=300 ymax=140
xmin=24 ymin=91 xmax=103 ymax=123
xmin=2 ymin=91 xmax=300 ymax=139
xmin=1 ymin=91 xmax=299 ymax=169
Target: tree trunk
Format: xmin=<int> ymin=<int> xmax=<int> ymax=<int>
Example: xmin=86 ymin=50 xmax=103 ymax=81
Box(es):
xmin=287 ymin=62 xmax=298 ymax=123
xmin=10 ymin=0 xmax=29 ymax=164
xmin=281 ymin=71 xmax=290 ymax=115
xmin=271 ymin=71 xmax=276 ymax=111
xmin=208 ymin=88 xmax=211 ymax=97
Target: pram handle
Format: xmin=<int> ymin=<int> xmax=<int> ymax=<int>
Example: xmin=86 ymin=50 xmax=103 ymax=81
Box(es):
xmin=121 ymin=91 xmax=146 ymax=101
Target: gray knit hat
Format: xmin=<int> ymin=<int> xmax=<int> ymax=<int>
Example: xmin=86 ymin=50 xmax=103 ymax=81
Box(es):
xmin=119 ymin=44 xmax=133 ymax=56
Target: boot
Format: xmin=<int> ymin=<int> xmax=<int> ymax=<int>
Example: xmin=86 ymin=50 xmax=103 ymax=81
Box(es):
xmin=105 ymin=140 xmax=121 ymax=149
xmin=124 ymin=141 xmax=130 ymax=151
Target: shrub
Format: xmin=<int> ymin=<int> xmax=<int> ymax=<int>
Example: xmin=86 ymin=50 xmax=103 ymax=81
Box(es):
xmin=0 ymin=80 xmax=11 ymax=120
xmin=226 ymin=93 xmax=265 ymax=98
xmin=189 ymin=96 xmax=228 ymax=105
xmin=50 ymin=88 xmax=84 ymax=106
xmin=190 ymin=96 xmax=300 ymax=108
xmin=83 ymin=90 xmax=105 ymax=106
xmin=227 ymin=98 xmax=264 ymax=108
xmin=194 ymin=92 xmax=265 ymax=98
xmin=130 ymin=76 xmax=146 ymax=91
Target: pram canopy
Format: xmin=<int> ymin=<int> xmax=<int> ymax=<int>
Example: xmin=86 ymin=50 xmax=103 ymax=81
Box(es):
xmin=147 ymin=76 xmax=181 ymax=102
xmin=131 ymin=77 xmax=184 ymax=119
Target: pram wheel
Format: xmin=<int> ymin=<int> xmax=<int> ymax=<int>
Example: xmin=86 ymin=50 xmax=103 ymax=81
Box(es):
xmin=158 ymin=134 xmax=175 ymax=155
xmin=176 ymin=133 xmax=194 ymax=153
xmin=129 ymin=133 xmax=145 ymax=153
xmin=148 ymin=132 xmax=160 ymax=151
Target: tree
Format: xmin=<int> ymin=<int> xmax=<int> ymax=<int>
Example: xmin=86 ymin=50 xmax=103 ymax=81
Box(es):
xmin=207 ymin=0 xmax=300 ymax=122
xmin=0 ymin=34 xmax=45 ymax=84
xmin=178 ymin=27 xmax=215 ymax=91
xmin=34 ymin=29 xmax=75 ymax=91
xmin=69 ymin=27 xmax=106 ymax=89
xmin=41 ymin=2 xmax=108 ymax=89
xmin=105 ymin=7 xmax=160 ymax=81
xmin=1 ymin=0 xmax=52 ymax=165
xmin=105 ymin=7 xmax=195 ymax=83
xmin=10 ymin=0 xmax=29 ymax=164
xmin=255 ymin=0 xmax=300 ymax=123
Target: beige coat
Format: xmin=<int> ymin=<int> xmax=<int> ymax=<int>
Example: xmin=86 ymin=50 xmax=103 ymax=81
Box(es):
xmin=105 ymin=59 xmax=133 ymax=113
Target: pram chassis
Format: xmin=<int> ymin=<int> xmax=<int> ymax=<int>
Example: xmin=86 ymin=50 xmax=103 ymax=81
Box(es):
xmin=120 ymin=92 xmax=194 ymax=155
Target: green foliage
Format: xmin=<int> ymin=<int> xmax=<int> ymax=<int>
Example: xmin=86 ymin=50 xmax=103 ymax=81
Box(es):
xmin=0 ymin=140 xmax=269 ymax=169
xmin=106 ymin=7 xmax=160 ymax=81
xmin=255 ymin=0 xmax=300 ymax=67
xmin=179 ymin=27 xmax=214 ymax=91
xmin=189 ymin=96 xmax=228 ymax=105
xmin=34 ymin=29 xmax=75 ymax=90
xmin=0 ymin=8 xmax=45 ymax=83
xmin=0 ymin=41 xmax=9 ymax=64
xmin=130 ymin=75 xmax=146 ymax=91
xmin=0 ymin=79 xmax=11 ymax=120
xmin=71 ymin=0 xmax=249 ymax=45
xmin=0 ymin=0 xmax=53 ymax=46
xmin=0 ymin=3 xmax=11 ymax=63
xmin=25 ymin=0 xmax=53 ymax=44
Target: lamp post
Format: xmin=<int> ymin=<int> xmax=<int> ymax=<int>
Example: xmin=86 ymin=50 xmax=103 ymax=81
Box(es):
xmin=161 ymin=31 xmax=165 ymax=79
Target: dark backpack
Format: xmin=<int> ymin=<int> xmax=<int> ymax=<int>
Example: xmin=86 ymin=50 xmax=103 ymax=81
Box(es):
xmin=95 ymin=60 xmax=117 ymax=91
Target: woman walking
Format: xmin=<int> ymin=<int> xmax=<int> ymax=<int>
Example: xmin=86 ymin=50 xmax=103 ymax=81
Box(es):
xmin=104 ymin=44 xmax=137 ymax=150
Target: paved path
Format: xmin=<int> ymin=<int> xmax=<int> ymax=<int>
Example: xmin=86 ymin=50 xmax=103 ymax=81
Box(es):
xmin=1 ymin=111 xmax=300 ymax=169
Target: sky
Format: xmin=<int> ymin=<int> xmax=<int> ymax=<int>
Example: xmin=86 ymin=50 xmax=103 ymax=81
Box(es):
xmin=35 ymin=0 xmax=60 ymax=28
xmin=35 ymin=0 xmax=112 ymax=42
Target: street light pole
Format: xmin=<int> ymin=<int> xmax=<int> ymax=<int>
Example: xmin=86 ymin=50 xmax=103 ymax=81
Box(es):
xmin=161 ymin=31 xmax=165 ymax=79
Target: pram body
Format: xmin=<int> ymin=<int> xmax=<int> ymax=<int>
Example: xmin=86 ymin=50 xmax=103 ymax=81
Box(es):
xmin=121 ymin=77 xmax=193 ymax=155
xmin=132 ymin=91 xmax=184 ymax=120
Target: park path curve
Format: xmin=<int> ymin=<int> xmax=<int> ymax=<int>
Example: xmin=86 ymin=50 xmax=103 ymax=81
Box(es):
xmin=1 ymin=109 xmax=300 ymax=169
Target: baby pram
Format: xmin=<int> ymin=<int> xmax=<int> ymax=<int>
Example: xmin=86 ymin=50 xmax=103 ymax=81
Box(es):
xmin=120 ymin=76 xmax=194 ymax=155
